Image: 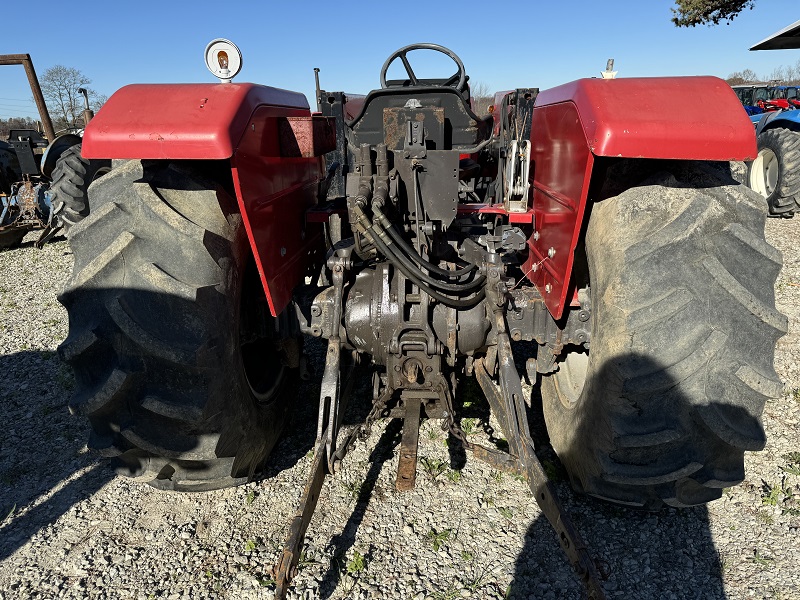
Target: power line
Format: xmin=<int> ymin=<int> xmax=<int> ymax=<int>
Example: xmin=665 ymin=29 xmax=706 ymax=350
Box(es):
xmin=0 ymin=97 xmax=36 ymax=104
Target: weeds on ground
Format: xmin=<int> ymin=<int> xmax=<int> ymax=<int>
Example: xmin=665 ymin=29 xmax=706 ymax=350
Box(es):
xmin=421 ymin=457 xmax=448 ymax=481
xmin=747 ymin=549 xmax=774 ymax=568
xmin=460 ymin=418 xmax=477 ymax=436
xmin=431 ymin=584 xmax=461 ymax=600
xmin=446 ymin=470 xmax=462 ymax=483
xmin=347 ymin=550 xmax=366 ymax=576
xmin=56 ymin=363 xmax=74 ymax=391
xmin=2 ymin=504 xmax=15 ymax=525
xmin=498 ymin=507 xmax=513 ymax=521
xmin=427 ymin=528 xmax=452 ymax=551
xmin=245 ymin=490 xmax=256 ymax=505
xmin=761 ymin=478 xmax=799 ymax=515
xmin=756 ymin=510 xmax=775 ymax=525
xmin=542 ymin=459 xmax=561 ymax=481
xmin=781 ymin=452 xmax=800 ymax=476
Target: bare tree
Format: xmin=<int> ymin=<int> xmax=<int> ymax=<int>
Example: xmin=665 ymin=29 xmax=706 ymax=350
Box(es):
xmin=40 ymin=65 xmax=104 ymax=131
xmin=0 ymin=117 xmax=38 ymax=139
xmin=672 ymin=0 xmax=756 ymax=27
xmin=726 ymin=68 xmax=760 ymax=85
xmin=470 ymin=81 xmax=493 ymax=116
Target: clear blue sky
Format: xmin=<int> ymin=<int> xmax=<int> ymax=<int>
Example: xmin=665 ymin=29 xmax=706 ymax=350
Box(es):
xmin=1 ymin=0 xmax=797 ymax=121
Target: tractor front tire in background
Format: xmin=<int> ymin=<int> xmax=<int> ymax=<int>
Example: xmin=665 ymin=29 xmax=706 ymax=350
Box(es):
xmin=747 ymin=127 xmax=800 ymax=217
xmin=0 ymin=227 xmax=28 ymax=249
xmin=50 ymin=144 xmax=111 ymax=230
xmin=541 ymin=162 xmax=787 ymax=509
xmin=58 ymin=160 xmax=299 ymax=491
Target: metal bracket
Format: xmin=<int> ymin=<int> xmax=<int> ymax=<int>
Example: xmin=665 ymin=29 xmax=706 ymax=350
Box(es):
xmin=473 ymin=260 xmax=607 ymax=600
xmin=317 ymin=256 xmax=349 ymax=474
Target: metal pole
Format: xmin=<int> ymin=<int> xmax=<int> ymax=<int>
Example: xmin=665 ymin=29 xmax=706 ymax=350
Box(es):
xmin=0 ymin=54 xmax=56 ymax=142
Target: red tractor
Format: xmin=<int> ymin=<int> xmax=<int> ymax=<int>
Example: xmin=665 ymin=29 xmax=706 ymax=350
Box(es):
xmin=58 ymin=41 xmax=786 ymax=597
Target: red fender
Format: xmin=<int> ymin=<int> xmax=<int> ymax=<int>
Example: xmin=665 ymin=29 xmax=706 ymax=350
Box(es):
xmin=522 ymin=76 xmax=757 ymax=319
xmin=83 ymin=83 xmax=334 ymax=316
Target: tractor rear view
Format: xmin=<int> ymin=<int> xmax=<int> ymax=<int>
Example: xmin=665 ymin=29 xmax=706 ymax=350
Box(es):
xmin=57 ymin=41 xmax=786 ymax=598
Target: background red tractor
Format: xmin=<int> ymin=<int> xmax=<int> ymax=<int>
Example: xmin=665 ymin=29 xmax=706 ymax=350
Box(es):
xmin=57 ymin=40 xmax=786 ymax=597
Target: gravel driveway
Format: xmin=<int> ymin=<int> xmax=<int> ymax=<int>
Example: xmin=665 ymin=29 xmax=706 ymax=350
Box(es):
xmin=0 ymin=214 xmax=798 ymax=600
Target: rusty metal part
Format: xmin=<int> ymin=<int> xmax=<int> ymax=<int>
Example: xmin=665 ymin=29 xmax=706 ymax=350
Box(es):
xmin=396 ymin=395 xmax=422 ymax=491
xmin=317 ymin=257 xmax=348 ymax=474
xmin=0 ymin=55 xmax=55 ymax=142
xmin=274 ymin=367 xmax=387 ymax=600
xmin=468 ymin=262 xmax=607 ymax=600
xmin=274 ymin=436 xmax=327 ymax=599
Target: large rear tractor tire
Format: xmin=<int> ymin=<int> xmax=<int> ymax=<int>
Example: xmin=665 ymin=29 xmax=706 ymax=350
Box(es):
xmin=58 ymin=160 xmax=300 ymax=491
xmin=541 ymin=162 xmax=787 ymax=509
xmin=50 ymin=144 xmax=111 ymax=230
xmin=747 ymin=127 xmax=800 ymax=217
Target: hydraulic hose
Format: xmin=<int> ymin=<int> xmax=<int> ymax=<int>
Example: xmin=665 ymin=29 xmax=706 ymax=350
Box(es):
xmin=383 ymin=222 xmax=476 ymax=279
xmin=368 ymin=224 xmax=485 ymax=308
xmin=372 ymin=200 xmax=477 ymax=279
xmin=351 ymin=201 xmax=484 ymax=307
xmin=375 ymin=225 xmax=483 ymax=293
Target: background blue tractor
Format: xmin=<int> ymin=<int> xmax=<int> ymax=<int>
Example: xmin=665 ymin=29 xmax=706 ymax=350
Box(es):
xmin=745 ymin=20 xmax=800 ymax=217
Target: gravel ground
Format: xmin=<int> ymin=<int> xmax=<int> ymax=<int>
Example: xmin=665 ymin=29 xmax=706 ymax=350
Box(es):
xmin=0 ymin=214 xmax=798 ymax=600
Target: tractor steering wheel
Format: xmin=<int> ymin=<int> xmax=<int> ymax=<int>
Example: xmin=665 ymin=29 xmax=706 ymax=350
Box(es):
xmin=380 ymin=43 xmax=467 ymax=91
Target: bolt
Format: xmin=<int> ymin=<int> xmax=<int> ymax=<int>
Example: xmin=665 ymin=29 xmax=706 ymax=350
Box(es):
xmin=334 ymin=265 xmax=342 ymax=273
xmin=413 ymin=123 xmax=419 ymax=129
xmin=548 ymin=247 xmax=556 ymax=258
xmin=545 ymin=283 xmax=552 ymax=294
xmin=489 ymin=267 xmax=499 ymax=278
xmin=533 ymin=231 xmax=540 ymax=241
xmin=280 ymin=247 xmax=287 ymax=257
xmin=578 ymin=310 xmax=590 ymax=322
xmin=511 ymin=330 xmax=522 ymax=341
xmin=425 ymin=366 xmax=432 ymax=372
xmin=394 ymin=365 xmax=401 ymax=372
xmin=311 ymin=305 xmax=321 ymax=317
xmin=311 ymin=327 xmax=321 ymax=337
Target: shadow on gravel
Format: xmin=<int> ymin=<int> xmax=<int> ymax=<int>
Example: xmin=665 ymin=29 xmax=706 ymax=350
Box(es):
xmin=508 ymin=353 xmax=740 ymax=599
xmin=0 ymin=350 xmax=112 ymax=562
xmin=317 ymin=419 xmax=403 ymax=600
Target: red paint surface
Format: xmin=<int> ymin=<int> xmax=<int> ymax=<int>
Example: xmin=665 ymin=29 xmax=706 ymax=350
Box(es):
xmin=535 ymin=76 xmax=756 ymax=161
xmin=524 ymin=101 xmax=594 ymax=319
xmin=82 ymin=83 xmax=309 ymax=159
xmin=525 ymin=76 xmax=756 ymax=319
xmin=232 ymin=105 xmax=326 ymax=315
xmin=83 ymin=82 xmax=325 ymax=316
